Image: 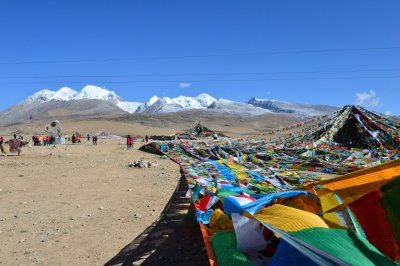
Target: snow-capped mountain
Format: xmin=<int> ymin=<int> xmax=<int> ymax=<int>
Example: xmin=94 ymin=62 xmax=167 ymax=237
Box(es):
xmin=25 ymin=87 xmax=79 ymax=103
xmin=27 ymin=85 xmax=126 ymax=105
xmin=135 ymin=96 xmax=159 ymax=113
xmin=140 ymin=98 xmax=183 ymax=113
xmin=24 ymin=85 xmax=140 ymax=113
xmin=208 ymin=98 xmax=272 ymax=116
xmin=136 ymin=94 xmax=217 ymax=113
xmin=73 ymin=85 xmax=124 ymax=104
xmin=247 ymin=97 xmax=338 ymax=117
xmin=17 ymin=86 xmax=219 ymax=115
xmin=0 ymin=85 xmax=340 ymax=125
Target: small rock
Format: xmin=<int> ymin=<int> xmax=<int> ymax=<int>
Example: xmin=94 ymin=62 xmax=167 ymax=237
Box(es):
xmin=148 ymin=162 xmax=158 ymax=168
xmin=127 ymin=188 xmax=132 ymax=192
xmin=76 ymin=204 xmax=80 ymax=208
xmin=63 ymin=245 xmax=68 ymax=248
xmin=99 ymin=206 xmax=104 ymax=210
xmin=18 ymin=174 xmax=24 ymax=177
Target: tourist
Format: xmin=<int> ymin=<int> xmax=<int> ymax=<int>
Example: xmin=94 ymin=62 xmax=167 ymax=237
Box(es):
xmin=38 ymin=135 xmax=43 ymax=146
xmin=145 ymin=135 xmax=149 ymax=143
xmin=126 ymin=135 xmax=132 ymax=149
xmin=0 ymin=135 xmax=4 ymax=154
xmin=92 ymin=135 xmax=97 ymax=145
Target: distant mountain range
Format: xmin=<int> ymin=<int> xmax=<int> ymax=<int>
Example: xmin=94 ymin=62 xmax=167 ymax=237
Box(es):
xmin=0 ymin=85 xmax=339 ymax=125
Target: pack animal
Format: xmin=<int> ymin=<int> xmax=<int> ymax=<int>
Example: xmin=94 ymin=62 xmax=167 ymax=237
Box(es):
xmin=1 ymin=139 xmax=29 ymax=156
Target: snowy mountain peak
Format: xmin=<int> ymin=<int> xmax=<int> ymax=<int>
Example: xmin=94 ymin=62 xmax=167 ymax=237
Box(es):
xmin=25 ymin=88 xmax=79 ymax=103
xmin=171 ymin=96 xmax=203 ymax=109
xmin=195 ymin=93 xmax=217 ymax=107
xmin=55 ymin=87 xmax=79 ymax=101
xmin=148 ymin=96 xmax=160 ymax=106
xmin=73 ymin=85 xmax=123 ymax=103
xmin=25 ymin=89 xmax=55 ymax=104
xmin=135 ymin=94 xmax=217 ymax=113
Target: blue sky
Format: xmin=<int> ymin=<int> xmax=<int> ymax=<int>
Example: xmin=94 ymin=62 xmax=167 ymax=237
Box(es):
xmin=0 ymin=1 xmax=399 ymax=114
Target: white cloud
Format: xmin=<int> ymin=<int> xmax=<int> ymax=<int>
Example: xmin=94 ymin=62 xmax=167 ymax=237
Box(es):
xmin=385 ymin=110 xmax=392 ymax=116
xmin=179 ymin=82 xmax=191 ymax=89
xmin=355 ymin=89 xmax=380 ymax=107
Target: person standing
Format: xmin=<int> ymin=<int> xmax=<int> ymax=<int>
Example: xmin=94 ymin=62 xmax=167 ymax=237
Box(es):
xmin=145 ymin=135 xmax=149 ymax=143
xmin=0 ymin=135 xmax=4 ymax=154
xmin=92 ymin=135 xmax=97 ymax=145
xmin=87 ymin=134 xmax=90 ymax=142
xmin=126 ymin=135 xmax=132 ymax=149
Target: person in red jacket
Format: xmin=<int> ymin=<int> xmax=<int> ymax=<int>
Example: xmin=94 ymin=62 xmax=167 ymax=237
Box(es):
xmin=127 ymin=135 xmax=133 ymax=149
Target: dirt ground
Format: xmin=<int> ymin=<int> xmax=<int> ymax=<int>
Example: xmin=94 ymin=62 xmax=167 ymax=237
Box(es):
xmin=0 ymin=139 xmax=187 ymax=265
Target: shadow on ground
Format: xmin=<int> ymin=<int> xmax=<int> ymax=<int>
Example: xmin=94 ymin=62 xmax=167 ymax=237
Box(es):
xmin=104 ymin=176 xmax=209 ymax=266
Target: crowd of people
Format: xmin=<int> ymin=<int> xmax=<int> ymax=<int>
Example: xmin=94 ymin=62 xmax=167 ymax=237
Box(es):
xmin=32 ymin=134 xmax=55 ymax=146
xmin=1 ymin=131 xmax=153 ymax=155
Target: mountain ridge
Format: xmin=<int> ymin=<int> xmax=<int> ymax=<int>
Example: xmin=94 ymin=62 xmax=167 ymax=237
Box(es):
xmin=0 ymin=85 xmax=339 ymax=125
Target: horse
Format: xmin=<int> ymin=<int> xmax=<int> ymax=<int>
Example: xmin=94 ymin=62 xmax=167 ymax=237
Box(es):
xmin=1 ymin=139 xmax=30 ymax=156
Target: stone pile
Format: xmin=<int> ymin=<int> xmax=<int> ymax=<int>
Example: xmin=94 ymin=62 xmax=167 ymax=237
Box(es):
xmin=128 ymin=159 xmax=158 ymax=168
